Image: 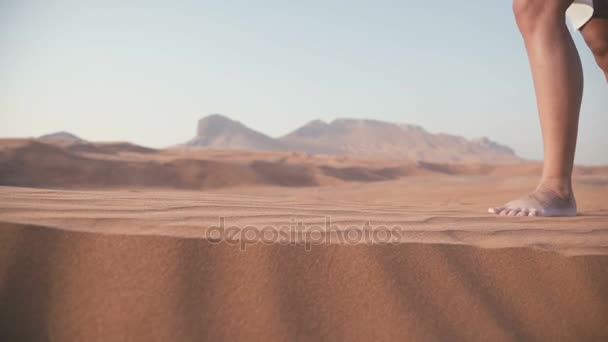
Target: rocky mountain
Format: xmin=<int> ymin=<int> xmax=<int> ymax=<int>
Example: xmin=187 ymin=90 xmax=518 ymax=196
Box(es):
xmin=186 ymin=114 xmax=283 ymax=151
xmin=183 ymin=114 xmax=519 ymax=163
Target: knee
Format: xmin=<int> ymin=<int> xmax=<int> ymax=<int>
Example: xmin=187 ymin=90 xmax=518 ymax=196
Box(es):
xmin=592 ymin=46 xmax=608 ymax=80
xmin=513 ymin=0 xmax=571 ymax=36
xmin=583 ymin=27 xmax=608 ymax=74
xmin=589 ymin=40 xmax=608 ymax=71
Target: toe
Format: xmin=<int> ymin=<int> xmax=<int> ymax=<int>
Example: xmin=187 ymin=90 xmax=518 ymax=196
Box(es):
xmin=507 ymin=209 xmax=520 ymax=216
xmin=516 ymin=209 xmax=528 ymax=217
xmin=499 ymin=208 xmax=510 ymax=216
xmin=528 ymin=209 xmax=538 ymax=216
xmin=489 ymin=207 xmax=503 ymax=214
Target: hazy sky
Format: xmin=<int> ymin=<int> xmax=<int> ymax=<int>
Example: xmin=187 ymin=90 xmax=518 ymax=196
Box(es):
xmin=1 ymin=0 xmax=606 ymax=164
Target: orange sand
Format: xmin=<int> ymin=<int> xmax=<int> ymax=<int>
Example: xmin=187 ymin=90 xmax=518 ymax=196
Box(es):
xmin=1 ymin=140 xmax=607 ymax=341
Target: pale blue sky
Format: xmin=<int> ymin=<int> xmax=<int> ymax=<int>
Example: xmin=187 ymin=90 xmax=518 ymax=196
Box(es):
xmin=1 ymin=0 xmax=606 ymax=164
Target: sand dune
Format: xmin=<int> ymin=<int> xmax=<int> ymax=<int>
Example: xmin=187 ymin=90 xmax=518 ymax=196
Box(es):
xmin=1 ymin=176 xmax=607 ymax=341
xmin=2 ymin=139 xmax=607 ymax=191
xmin=1 ymin=139 xmax=608 ymax=341
xmin=0 ymin=141 xmax=320 ymax=189
xmin=1 ymin=220 xmax=607 ymax=342
xmin=2 ymin=178 xmax=608 ymax=255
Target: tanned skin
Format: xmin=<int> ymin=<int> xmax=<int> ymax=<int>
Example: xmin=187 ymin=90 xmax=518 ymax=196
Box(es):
xmin=489 ymin=0 xmax=607 ymax=217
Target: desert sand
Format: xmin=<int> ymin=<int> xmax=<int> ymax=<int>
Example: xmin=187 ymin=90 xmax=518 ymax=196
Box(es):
xmin=1 ymin=139 xmax=608 ymax=341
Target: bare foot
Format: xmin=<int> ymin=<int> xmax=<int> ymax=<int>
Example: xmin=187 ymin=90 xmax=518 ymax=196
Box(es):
xmin=488 ymin=184 xmax=577 ymax=217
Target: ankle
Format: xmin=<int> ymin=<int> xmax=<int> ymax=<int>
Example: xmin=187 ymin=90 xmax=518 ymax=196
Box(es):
xmin=537 ymin=177 xmax=573 ymax=200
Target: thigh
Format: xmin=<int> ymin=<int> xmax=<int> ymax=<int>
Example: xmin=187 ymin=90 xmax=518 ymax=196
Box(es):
xmin=580 ymin=4 xmax=608 ymax=55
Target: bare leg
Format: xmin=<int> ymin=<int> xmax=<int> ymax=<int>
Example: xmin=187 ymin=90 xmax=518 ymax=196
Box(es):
xmin=581 ymin=0 xmax=608 ymax=80
xmin=490 ymin=0 xmax=582 ymax=217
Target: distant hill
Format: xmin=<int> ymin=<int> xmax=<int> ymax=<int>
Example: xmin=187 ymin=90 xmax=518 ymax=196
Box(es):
xmin=37 ymin=131 xmax=157 ymax=155
xmin=38 ymin=131 xmax=84 ymax=144
xmin=183 ymin=114 xmax=519 ymax=163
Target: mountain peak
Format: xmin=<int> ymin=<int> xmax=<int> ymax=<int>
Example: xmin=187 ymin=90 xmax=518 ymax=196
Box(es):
xmin=187 ymin=114 xmax=282 ymax=151
xmin=281 ymin=119 xmax=329 ymax=139
xmin=195 ymin=114 xmax=239 ymax=134
xmin=200 ymin=113 xmax=232 ymax=122
xmin=330 ymin=118 xmax=384 ymax=125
